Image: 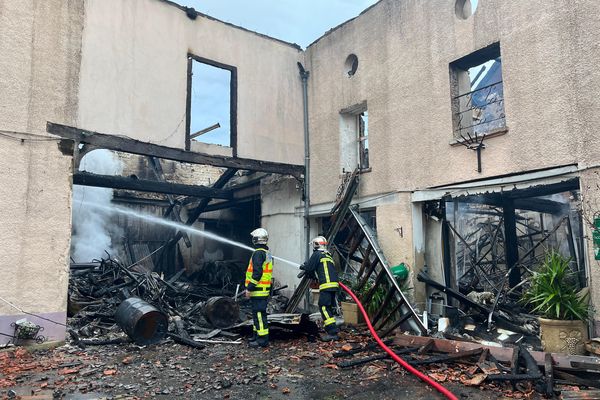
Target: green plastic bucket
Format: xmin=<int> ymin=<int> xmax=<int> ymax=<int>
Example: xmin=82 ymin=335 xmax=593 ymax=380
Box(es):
xmin=391 ymin=263 xmax=409 ymax=280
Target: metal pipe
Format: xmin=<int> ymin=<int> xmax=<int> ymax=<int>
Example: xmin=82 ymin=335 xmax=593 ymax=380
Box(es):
xmin=298 ymin=62 xmax=311 ymax=260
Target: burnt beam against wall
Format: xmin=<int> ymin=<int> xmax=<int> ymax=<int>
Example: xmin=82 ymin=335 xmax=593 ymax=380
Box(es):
xmin=502 ymin=198 xmax=521 ymax=288
xmin=148 ymin=156 xmax=192 ymax=248
xmin=167 ymin=168 xmax=238 ymax=248
xmin=73 ymin=171 xmax=233 ymax=199
xmin=48 ymin=122 xmax=304 ymax=179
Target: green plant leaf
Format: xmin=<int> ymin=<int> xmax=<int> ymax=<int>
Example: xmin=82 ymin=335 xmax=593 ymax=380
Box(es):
xmin=521 ymin=251 xmax=590 ymax=321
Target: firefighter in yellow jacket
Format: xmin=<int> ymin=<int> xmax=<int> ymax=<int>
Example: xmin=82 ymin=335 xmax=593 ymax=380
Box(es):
xmin=245 ymin=228 xmax=273 ymax=348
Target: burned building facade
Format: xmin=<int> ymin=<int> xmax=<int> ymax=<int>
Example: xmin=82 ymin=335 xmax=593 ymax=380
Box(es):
xmin=1 ymin=0 xmax=600 ymax=345
xmin=304 ymin=0 xmax=600 ymax=335
xmin=0 ymin=0 xmax=306 ymax=344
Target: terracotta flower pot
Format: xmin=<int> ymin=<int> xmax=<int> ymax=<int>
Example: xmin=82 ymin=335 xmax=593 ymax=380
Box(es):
xmin=539 ymin=317 xmax=588 ymax=355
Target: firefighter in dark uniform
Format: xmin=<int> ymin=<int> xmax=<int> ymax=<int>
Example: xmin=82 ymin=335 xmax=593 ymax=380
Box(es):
xmin=299 ymin=236 xmax=340 ymax=341
xmin=245 ymin=228 xmax=273 ymax=348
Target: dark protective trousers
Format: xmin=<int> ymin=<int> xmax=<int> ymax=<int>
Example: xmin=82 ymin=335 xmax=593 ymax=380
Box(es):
xmin=250 ymin=297 xmax=269 ymax=345
xmin=318 ymin=290 xmax=339 ymax=334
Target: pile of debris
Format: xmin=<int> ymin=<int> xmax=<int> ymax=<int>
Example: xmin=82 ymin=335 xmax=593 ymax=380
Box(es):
xmin=333 ymin=333 xmax=600 ymax=398
xmin=418 ymin=272 xmax=542 ymax=350
xmin=67 ymin=255 xmax=291 ymax=348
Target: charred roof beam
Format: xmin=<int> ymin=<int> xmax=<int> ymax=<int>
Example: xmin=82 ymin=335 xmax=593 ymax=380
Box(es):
xmin=73 ymin=171 xmax=233 ymax=199
xmin=48 ymin=122 xmax=304 ymax=179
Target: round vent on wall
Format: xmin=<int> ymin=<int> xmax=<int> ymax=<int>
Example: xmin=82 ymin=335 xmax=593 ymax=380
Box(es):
xmin=345 ymin=54 xmax=359 ymax=77
xmin=455 ymin=0 xmax=479 ymax=20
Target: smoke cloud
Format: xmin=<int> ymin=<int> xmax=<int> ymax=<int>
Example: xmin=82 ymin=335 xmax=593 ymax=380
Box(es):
xmin=70 ymin=149 xmax=123 ymax=262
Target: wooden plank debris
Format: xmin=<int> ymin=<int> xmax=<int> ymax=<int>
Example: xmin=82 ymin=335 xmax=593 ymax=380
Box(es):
xmin=394 ymin=334 xmax=600 ymax=372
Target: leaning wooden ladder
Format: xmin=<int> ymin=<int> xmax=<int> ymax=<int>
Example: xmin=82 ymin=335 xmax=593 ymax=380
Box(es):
xmin=284 ymin=170 xmax=360 ymax=314
xmin=285 ymin=170 xmax=427 ymax=336
xmin=337 ymin=207 xmax=427 ymax=336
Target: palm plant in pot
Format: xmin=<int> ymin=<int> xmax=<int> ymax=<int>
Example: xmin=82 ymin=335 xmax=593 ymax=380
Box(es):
xmin=522 ymin=251 xmax=591 ymax=355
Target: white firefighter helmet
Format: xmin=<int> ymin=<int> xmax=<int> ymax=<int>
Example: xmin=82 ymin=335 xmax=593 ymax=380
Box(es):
xmin=311 ymin=236 xmax=328 ymax=251
xmin=250 ymin=228 xmax=268 ymax=245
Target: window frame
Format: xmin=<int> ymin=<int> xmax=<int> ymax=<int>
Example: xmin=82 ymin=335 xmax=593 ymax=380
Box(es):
xmin=357 ymin=111 xmax=370 ymax=172
xmin=186 ymin=54 xmax=238 ymax=154
xmin=449 ymin=43 xmax=506 ymax=141
xmin=339 ymin=101 xmax=371 ymax=174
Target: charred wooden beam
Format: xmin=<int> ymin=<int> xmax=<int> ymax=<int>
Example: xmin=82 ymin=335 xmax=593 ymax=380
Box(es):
xmin=167 ymin=333 xmax=206 ymax=349
xmin=357 ymin=258 xmax=380 ymax=293
xmin=411 ymin=348 xmax=483 ymax=366
xmin=73 ymin=171 xmax=233 ymax=199
xmin=418 ymin=339 xmax=436 ymax=355
xmin=379 ymin=310 xmax=416 ymax=338
xmin=201 ymin=195 xmax=260 ymax=212
xmin=48 ymin=122 xmax=304 ymax=178
xmin=545 ymin=353 xmax=555 ymax=396
xmin=361 ymin=268 xmax=385 ymax=306
xmin=503 ymin=199 xmax=521 ymax=288
xmin=337 ymin=347 xmax=418 ymax=369
xmin=374 ymin=298 xmax=404 ymax=331
xmin=370 ymin=286 xmax=395 ymax=326
xmin=417 ymin=271 xmax=533 ymax=335
xmin=555 ymin=371 xmax=600 ymax=390
xmin=356 ymin=245 xmax=373 ymax=282
xmin=167 ymin=168 xmax=238 ymax=248
xmin=148 ymin=156 xmax=192 ymax=247
xmin=394 ymin=334 xmax=600 ymax=372
xmin=332 ymin=339 xmax=394 ymax=358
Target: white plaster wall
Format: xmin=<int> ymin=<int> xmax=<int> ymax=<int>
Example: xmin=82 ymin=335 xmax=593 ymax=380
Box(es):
xmin=306 ymin=0 xmax=600 ymax=205
xmin=260 ymin=177 xmax=305 ymax=297
xmin=580 ymin=167 xmax=600 ymax=332
xmin=78 ymin=0 xmax=305 ymax=164
xmin=0 ymin=0 xmax=84 ymax=342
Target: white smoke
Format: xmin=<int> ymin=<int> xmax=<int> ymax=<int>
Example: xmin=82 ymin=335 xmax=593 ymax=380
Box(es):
xmin=70 ymin=149 xmax=123 ymax=262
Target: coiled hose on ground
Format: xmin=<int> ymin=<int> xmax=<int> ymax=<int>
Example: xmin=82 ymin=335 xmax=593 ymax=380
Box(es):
xmin=339 ymin=282 xmax=458 ymax=400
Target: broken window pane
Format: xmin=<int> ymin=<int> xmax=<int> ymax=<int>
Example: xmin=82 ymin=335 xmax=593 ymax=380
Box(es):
xmin=360 ymin=208 xmax=376 ymax=234
xmin=189 ymin=58 xmax=232 ymax=147
xmin=450 ymin=44 xmax=505 ymax=139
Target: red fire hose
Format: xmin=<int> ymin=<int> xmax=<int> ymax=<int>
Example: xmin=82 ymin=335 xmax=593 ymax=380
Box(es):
xmin=339 ymin=282 xmax=458 ymax=400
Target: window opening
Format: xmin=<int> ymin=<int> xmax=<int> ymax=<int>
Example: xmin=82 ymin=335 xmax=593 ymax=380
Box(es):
xmin=339 ymin=101 xmax=369 ymax=173
xmin=450 ymin=43 xmax=505 ymax=140
xmin=187 ymin=56 xmax=236 ymax=150
xmin=358 ymin=111 xmax=369 ymax=170
xmin=443 ymin=184 xmax=586 ymax=298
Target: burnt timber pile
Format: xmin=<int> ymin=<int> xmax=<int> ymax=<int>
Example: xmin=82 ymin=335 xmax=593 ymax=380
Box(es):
xmin=67 ymin=255 xmax=292 ymax=347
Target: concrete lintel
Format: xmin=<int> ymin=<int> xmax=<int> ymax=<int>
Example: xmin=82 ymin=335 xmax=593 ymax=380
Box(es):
xmin=412 ymin=165 xmax=580 ymax=202
xmin=304 ymin=191 xmax=404 ymax=216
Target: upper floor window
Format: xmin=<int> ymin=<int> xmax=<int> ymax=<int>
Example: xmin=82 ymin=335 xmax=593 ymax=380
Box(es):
xmin=340 ymin=101 xmax=370 ymax=173
xmin=186 ymin=55 xmax=237 ymax=153
xmin=449 ymin=43 xmax=505 ymax=140
xmin=358 ymin=111 xmax=369 ymax=170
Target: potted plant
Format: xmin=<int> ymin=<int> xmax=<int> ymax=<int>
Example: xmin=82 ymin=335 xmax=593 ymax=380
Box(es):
xmin=522 ymin=251 xmax=591 ymax=355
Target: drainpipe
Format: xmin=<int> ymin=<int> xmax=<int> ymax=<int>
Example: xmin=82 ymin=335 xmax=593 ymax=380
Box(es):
xmin=298 ymin=62 xmax=310 ymax=261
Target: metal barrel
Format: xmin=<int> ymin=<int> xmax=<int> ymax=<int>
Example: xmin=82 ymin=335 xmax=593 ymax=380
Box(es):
xmin=115 ymin=297 xmax=168 ymax=345
xmin=202 ymin=296 xmax=240 ymax=328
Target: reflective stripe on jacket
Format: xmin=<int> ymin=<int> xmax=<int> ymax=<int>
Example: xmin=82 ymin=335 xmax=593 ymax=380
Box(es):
xmin=245 ymin=248 xmax=273 ymax=297
xmin=318 ymin=253 xmax=339 ymax=291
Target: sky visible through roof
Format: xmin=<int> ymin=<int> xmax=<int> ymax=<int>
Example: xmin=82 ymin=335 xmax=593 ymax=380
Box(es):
xmin=181 ymin=0 xmax=378 ymax=146
xmin=180 ymin=0 xmax=479 ymax=146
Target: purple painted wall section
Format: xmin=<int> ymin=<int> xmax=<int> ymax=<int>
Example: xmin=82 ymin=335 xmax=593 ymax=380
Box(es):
xmin=0 ymin=312 xmax=67 ymax=345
